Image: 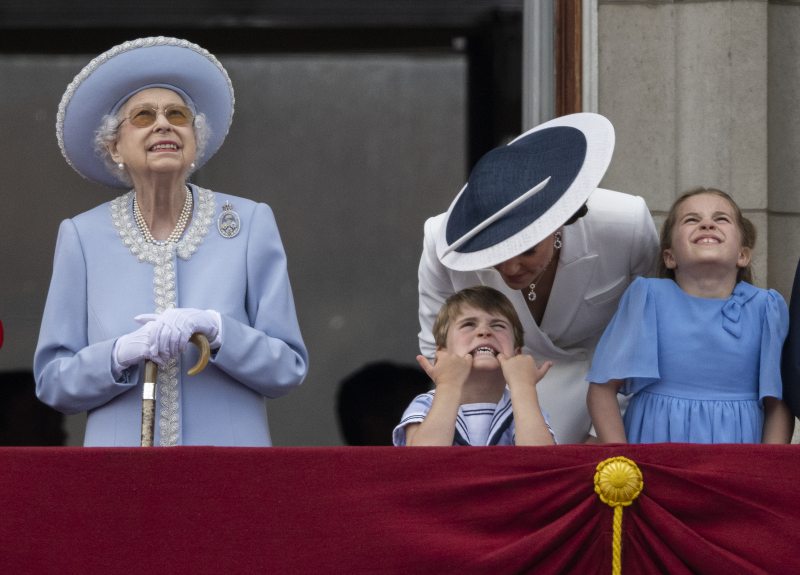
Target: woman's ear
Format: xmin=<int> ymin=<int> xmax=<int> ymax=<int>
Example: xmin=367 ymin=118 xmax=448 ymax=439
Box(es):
xmin=663 ymin=248 xmax=677 ymax=270
xmin=737 ymin=246 xmax=751 ymax=269
xmin=106 ymin=140 xmax=122 ymax=164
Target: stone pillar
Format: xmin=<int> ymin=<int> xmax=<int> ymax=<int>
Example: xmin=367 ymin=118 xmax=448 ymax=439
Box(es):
xmin=596 ymin=0 xmax=770 ymax=288
xmin=768 ymin=3 xmax=800 ymax=300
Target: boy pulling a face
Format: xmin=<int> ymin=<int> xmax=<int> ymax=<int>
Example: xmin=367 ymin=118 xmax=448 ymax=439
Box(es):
xmin=393 ymin=286 xmax=555 ymax=446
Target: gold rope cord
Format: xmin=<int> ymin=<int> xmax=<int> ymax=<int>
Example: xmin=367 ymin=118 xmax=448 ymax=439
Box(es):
xmin=594 ymin=457 xmax=644 ymax=575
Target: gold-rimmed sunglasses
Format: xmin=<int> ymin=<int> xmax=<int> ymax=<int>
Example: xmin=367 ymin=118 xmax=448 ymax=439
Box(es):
xmin=123 ymin=105 xmax=195 ymax=127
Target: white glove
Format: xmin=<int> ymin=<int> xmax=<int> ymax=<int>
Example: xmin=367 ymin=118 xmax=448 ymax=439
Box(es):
xmin=134 ymin=308 xmax=222 ymax=360
xmin=113 ymin=320 xmax=170 ymax=369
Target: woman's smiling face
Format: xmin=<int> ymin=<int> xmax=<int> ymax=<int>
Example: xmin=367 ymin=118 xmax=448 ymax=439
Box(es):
xmin=663 ymin=193 xmax=750 ymax=275
xmin=107 ymin=87 xmax=196 ymax=181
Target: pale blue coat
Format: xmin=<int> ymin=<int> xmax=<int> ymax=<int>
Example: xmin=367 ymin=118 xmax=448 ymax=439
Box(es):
xmin=34 ymin=186 xmax=308 ymax=446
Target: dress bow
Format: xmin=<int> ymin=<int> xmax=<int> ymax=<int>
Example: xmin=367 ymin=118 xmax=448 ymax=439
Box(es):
xmin=721 ymin=282 xmax=758 ymax=338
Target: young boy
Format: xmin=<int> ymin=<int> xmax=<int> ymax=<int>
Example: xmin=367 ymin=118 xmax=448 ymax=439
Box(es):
xmin=393 ymin=286 xmax=555 ymax=446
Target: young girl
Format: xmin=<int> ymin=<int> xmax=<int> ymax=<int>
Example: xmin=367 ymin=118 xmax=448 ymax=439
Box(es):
xmin=587 ymin=187 xmax=794 ymax=444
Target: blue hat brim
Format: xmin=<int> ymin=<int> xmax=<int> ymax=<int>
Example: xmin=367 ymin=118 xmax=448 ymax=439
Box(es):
xmin=57 ymin=37 xmax=234 ymax=189
xmin=437 ymin=113 xmax=615 ymax=271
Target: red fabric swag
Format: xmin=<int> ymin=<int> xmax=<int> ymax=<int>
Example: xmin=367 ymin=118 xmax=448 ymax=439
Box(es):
xmin=1 ymin=444 xmax=798 ymax=574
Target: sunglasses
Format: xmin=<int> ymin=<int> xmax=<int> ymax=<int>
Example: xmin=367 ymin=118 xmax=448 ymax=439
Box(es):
xmin=123 ymin=105 xmax=195 ymax=127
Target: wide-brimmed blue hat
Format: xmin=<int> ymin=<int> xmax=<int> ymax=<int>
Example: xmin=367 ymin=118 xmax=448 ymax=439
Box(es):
xmin=437 ymin=113 xmax=615 ymax=271
xmin=56 ymin=37 xmax=234 ymax=188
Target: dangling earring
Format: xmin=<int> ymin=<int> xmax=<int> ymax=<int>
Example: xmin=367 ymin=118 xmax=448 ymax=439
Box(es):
xmin=190 ymin=162 xmax=196 ymax=169
xmin=553 ymin=230 xmax=563 ymax=250
xmin=118 ymin=163 xmax=124 ymax=170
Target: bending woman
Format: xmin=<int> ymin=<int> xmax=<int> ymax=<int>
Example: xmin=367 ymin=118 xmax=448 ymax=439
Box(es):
xmin=35 ymin=38 xmax=308 ymax=446
xmin=418 ymin=114 xmax=658 ymax=443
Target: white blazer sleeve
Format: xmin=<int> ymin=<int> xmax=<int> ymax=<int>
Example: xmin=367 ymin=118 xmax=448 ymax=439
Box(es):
xmin=629 ymin=195 xmax=660 ymax=279
xmin=417 ymin=215 xmax=454 ymax=360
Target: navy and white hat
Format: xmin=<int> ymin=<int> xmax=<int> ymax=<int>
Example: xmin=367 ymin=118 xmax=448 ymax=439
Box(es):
xmin=56 ymin=37 xmax=235 ymax=188
xmin=437 ymin=113 xmax=615 ymax=271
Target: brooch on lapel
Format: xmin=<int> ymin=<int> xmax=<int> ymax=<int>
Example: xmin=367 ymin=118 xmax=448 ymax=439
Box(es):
xmin=218 ymin=201 xmax=241 ymax=238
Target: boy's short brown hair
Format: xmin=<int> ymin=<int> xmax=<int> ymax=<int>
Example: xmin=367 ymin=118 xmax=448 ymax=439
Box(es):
xmin=433 ymin=286 xmax=525 ymax=349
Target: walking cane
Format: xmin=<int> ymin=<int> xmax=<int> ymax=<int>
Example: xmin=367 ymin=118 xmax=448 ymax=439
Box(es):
xmin=141 ymin=333 xmax=210 ymax=447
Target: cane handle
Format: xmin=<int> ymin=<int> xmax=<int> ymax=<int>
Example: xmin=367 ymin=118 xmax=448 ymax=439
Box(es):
xmin=187 ymin=333 xmax=210 ymax=375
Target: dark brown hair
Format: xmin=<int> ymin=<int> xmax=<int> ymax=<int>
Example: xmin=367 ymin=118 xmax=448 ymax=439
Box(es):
xmin=657 ymin=187 xmax=756 ymax=284
xmin=433 ymin=286 xmax=524 ymax=349
xmin=564 ymin=203 xmax=588 ymax=226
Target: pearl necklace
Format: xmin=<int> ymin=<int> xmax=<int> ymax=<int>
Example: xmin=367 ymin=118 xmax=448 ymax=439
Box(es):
xmin=133 ymin=186 xmax=193 ymax=246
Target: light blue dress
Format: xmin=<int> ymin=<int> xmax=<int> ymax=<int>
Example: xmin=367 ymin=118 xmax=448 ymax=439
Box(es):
xmin=587 ymin=277 xmax=788 ymax=443
xmin=34 ymin=186 xmax=308 ymax=446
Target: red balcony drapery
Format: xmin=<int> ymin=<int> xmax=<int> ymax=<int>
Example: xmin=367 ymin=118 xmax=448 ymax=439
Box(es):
xmin=1 ymin=444 xmax=798 ymax=574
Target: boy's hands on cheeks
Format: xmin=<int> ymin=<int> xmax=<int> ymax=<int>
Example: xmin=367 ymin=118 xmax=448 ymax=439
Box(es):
xmin=416 ymin=348 xmax=473 ymax=390
xmin=496 ymin=352 xmax=551 ymax=389
xmin=498 ymin=352 xmax=555 ymax=446
xmin=408 ymin=349 xmax=473 ymax=446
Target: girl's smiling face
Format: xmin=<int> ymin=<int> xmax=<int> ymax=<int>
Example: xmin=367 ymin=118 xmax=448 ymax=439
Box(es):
xmin=444 ymin=306 xmax=520 ymax=370
xmin=663 ymin=193 xmax=750 ymax=275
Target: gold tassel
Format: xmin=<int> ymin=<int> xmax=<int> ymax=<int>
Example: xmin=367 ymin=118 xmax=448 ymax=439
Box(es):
xmin=594 ymin=457 xmax=644 ymax=575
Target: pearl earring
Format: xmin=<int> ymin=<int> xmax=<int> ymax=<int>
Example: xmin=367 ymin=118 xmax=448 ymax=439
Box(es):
xmin=190 ymin=162 xmax=196 ymax=169
xmin=118 ymin=163 xmax=124 ymax=170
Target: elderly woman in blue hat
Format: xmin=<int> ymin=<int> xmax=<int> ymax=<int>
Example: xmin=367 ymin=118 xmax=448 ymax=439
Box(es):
xmin=34 ymin=38 xmax=308 ymax=446
xmin=418 ymin=113 xmax=659 ymax=444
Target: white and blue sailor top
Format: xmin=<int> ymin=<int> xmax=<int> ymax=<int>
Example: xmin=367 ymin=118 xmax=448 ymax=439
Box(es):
xmin=392 ymin=388 xmax=556 ymax=446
